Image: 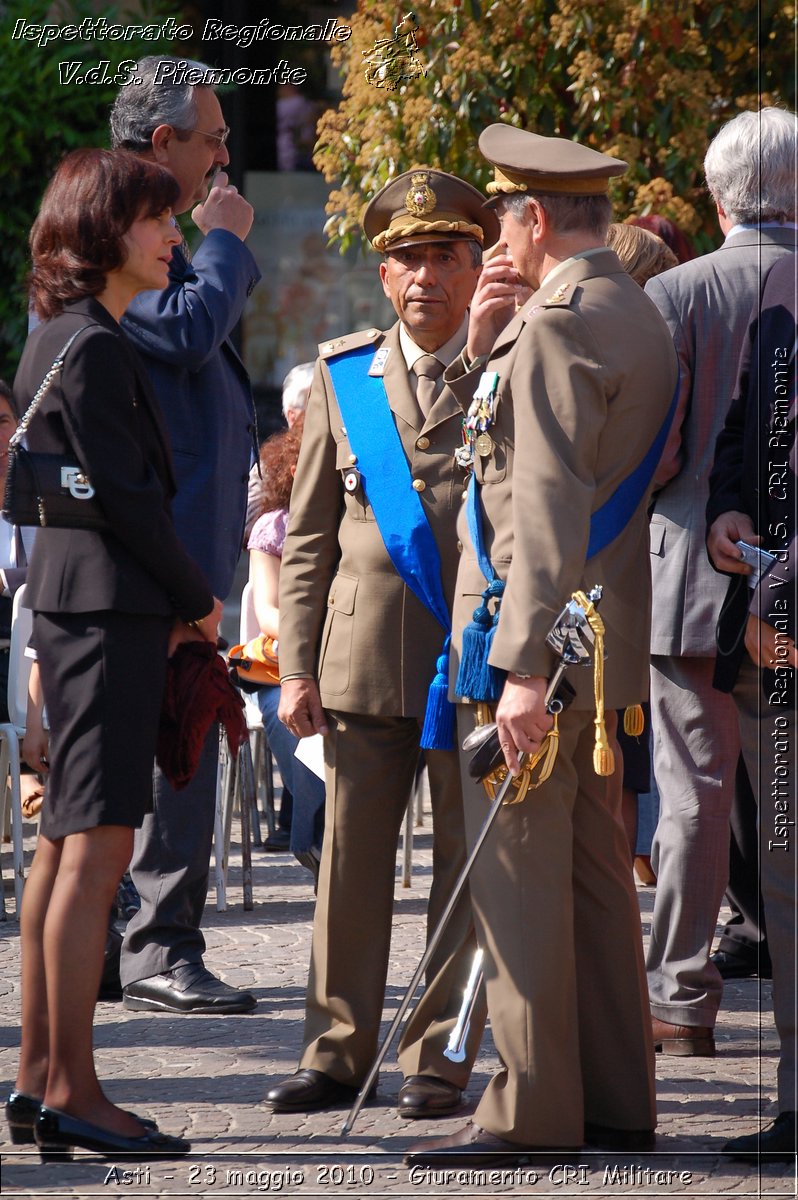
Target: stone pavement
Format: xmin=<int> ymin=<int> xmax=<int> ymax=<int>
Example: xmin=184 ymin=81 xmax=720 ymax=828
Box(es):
xmin=1 ymin=795 xmax=795 ymax=1200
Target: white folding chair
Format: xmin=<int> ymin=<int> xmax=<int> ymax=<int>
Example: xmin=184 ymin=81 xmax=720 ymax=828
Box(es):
xmin=213 ymin=579 xmax=276 ymax=911
xmin=401 ymin=759 xmax=428 ymax=887
xmin=0 ymin=586 xmax=34 ymax=918
xmin=214 ymin=730 xmax=255 ymax=913
xmin=237 ymin=580 xmax=276 ymax=838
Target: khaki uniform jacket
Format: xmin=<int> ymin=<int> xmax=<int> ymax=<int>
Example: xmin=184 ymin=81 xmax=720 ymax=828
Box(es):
xmin=279 ymin=321 xmax=467 ymax=718
xmin=445 ymin=248 xmax=679 ymax=711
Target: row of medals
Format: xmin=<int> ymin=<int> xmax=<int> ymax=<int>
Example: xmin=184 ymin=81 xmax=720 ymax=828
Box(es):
xmin=455 ymin=373 xmax=498 ymax=470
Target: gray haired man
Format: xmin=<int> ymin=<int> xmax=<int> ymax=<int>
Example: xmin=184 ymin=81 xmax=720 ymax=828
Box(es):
xmin=645 ymin=107 xmax=797 ymax=1054
xmin=110 ymin=56 xmax=262 ymax=1014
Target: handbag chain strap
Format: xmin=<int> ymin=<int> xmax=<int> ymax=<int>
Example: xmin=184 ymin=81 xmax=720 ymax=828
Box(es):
xmin=11 ymin=324 xmax=94 ymax=449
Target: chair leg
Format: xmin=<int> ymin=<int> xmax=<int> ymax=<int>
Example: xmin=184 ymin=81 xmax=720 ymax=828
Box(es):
xmin=262 ymin=733 xmax=277 ymax=839
xmin=402 ymin=795 xmax=413 ymax=889
xmin=237 ymin=741 xmax=255 ymax=912
xmin=248 ymin=728 xmax=263 ymax=848
xmin=414 ymin=757 xmax=426 ymax=827
xmin=0 ymin=727 xmax=24 ymax=918
xmin=214 ymin=732 xmax=233 ymax=912
xmin=7 ymin=737 xmax=24 ymax=915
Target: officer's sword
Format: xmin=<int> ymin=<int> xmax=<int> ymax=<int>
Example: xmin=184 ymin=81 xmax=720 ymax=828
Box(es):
xmin=340 ymin=586 xmax=602 ymax=1138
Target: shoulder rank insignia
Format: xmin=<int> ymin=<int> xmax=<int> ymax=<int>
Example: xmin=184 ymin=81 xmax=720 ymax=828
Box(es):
xmin=319 ymin=327 xmax=382 ymax=359
xmin=543 ymin=282 xmax=575 ymax=306
xmin=523 ymin=281 xmax=576 ymax=321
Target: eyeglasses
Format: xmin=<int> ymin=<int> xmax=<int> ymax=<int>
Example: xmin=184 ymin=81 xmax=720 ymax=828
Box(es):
xmin=177 ymin=125 xmax=231 ymax=148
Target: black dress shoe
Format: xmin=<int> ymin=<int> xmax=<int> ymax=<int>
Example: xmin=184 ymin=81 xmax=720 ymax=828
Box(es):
xmin=5 ymin=1092 xmax=41 ymax=1145
xmin=5 ymin=1091 xmax=158 ymax=1144
xmin=398 ymin=1075 xmax=463 ymax=1118
xmin=263 ymin=828 xmax=291 ymax=852
xmin=711 ymin=948 xmax=772 ymax=980
xmin=265 ymin=1069 xmax=363 ymax=1113
xmin=123 ymin=964 xmax=257 ymax=1014
xmin=405 ymin=1121 xmax=575 ymax=1167
xmin=584 ymin=1121 xmax=656 ymax=1151
xmin=723 ymin=1111 xmax=796 ymax=1163
xmin=34 ymin=1106 xmax=189 ymax=1162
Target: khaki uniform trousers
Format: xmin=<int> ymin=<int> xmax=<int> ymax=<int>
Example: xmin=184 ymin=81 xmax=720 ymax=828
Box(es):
xmin=457 ymin=705 xmax=656 ymax=1145
xmin=300 ymin=710 xmax=485 ymax=1088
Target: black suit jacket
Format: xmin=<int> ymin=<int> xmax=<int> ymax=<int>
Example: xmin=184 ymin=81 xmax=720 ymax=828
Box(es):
xmin=14 ymin=297 xmax=213 ymax=620
xmin=707 ymin=254 xmax=798 ymax=690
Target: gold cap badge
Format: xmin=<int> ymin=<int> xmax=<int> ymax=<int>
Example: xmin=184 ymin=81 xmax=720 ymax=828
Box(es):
xmin=405 ymin=173 xmax=437 ymax=217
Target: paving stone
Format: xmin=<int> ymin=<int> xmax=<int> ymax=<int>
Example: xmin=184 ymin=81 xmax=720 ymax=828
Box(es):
xmin=1 ymin=811 xmax=794 ymax=1197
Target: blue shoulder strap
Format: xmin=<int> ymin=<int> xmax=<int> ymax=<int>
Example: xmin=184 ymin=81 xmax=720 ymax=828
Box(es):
xmin=326 ymin=344 xmax=450 ymax=631
xmin=455 ymin=369 xmax=680 ymax=702
xmin=586 ymin=369 xmax=679 ymax=558
xmin=468 ymin=367 xmax=681 ymax=581
xmin=327 ymin=344 xmax=455 ymax=750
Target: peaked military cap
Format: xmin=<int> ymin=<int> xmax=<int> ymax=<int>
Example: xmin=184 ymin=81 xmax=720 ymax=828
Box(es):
xmin=363 ymin=167 xmax=500 ymax=252
xmin=479 ymin=124 xmax=627 ymax=202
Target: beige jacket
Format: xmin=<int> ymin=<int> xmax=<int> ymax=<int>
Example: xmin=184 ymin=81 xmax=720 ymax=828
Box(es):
xmin=279 ymin=321 xmax=468 ymax=718
xmin=446 ymin=248 xmax=678 ymax=710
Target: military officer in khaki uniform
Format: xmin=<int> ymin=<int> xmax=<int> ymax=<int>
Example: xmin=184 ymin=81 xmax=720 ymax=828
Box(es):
xmin=407 ymin=127 xmax=679 ymax=1166
xmin=266 ymin=171 xmax=499 ymax=1117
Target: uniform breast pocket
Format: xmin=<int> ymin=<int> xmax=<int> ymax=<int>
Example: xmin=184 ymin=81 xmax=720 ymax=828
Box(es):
xmin=318 ymin=572 xmax=358 ymax=695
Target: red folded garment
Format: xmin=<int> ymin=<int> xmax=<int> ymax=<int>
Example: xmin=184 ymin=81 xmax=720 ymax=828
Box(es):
xmin=157 ymin=641 xmax=247 ymax=790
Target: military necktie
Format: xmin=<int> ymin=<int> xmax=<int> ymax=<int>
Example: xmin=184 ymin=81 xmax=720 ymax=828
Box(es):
xmin=414 ymin=355 xmax=444 ymax=418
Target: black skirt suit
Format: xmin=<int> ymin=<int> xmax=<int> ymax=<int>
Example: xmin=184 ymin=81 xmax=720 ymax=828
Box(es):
xmin=13 ymin=297 xmax=213 ymax=839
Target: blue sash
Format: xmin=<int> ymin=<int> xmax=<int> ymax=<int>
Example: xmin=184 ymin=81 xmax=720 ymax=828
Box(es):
xmin=327 ymin=345 xmax=455 ymax=749
xmin=455 ymin=370 xmax=680 ymax=700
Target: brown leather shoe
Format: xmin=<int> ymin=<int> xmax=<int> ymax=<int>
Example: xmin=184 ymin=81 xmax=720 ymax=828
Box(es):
xmin=398 ymin=1075 xmax=463 ymax=1118
xmin=405 ymin=1121 xmax=577 ymax=1167
xmin=651 ymin=1016 xmax=715 ymax=1056
xmin=264 ymin=1069 xmax=358 ymax=1113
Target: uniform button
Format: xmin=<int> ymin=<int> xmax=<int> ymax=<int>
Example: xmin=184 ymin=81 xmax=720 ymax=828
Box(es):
xmin=246 ymin=423 xmax=254 ymax=434
xmin=457 ymin=540 xmax=463 ymax=553
xmin=242 ymin=474 xmax=248 ymax=483
xmin=348 ymin=454 xmax=358 ymax=465
xmin=412 ymin=479 xmax=426 ymax=493
xmin=416 ymin=436 xmax=430 ymax=450
xmin=461 ymin=490 xmax=469 ymax=501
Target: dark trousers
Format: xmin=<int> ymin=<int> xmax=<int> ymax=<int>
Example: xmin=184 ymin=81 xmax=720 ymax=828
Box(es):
xmin=716 ymin=756 xmax=772 ymax=973
xmin=120 ymin=728 xmax=219 ymax=987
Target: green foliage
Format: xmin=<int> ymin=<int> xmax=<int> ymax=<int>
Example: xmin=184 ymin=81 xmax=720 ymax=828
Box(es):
xmin=314 ymin=0 xmax=797 ymax=255
xmin=0 ymin=0 xmax=177 ymax=373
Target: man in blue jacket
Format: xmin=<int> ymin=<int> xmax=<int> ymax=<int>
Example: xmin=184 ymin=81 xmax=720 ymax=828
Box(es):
xmin=109 ymin=56 xmax=261 ymax=1013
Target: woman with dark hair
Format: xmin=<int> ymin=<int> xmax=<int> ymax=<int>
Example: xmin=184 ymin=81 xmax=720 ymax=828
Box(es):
xmin=4 ymin=148 xmax=221 ymax=1160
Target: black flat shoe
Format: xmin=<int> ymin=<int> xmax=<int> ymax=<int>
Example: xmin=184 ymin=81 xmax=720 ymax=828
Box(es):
xmin=34 ymin=1106 xmax=188 ymax=1162
xmin=4 ymin=1090 xmax=158 ymax=1145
